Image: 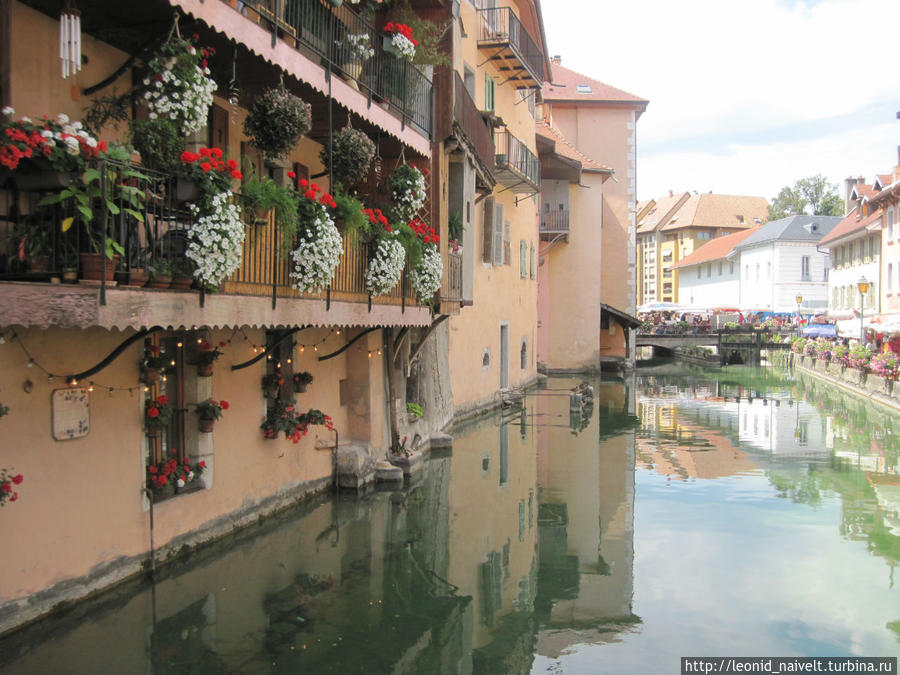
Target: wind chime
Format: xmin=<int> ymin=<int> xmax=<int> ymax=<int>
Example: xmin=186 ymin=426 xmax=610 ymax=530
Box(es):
xmin=59 ymin=6 xmax=82 ymax=79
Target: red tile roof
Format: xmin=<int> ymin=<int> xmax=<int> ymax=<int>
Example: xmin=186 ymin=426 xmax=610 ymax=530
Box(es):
xmin=670 ymin=227 xmax=761 ymax=269
xmin=535 ymin=120 xmax=612 ymax=173
xmin=819 ymin=207 xmax=882 ymax=246
xmin=852 ymin=183 xmax=877 ymax=200
xmin=660 ymin=193 xmax=768 ymax=232
xmin=542 ymin=63 xmax=648 ymax=106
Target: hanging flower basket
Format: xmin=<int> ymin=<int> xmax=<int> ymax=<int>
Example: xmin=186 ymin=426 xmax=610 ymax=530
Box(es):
xmin=175 ymin=176 xmax=201 ymax=205
xmin=243 ymin=84 xmax=311 ymax=160
xmin=195 ymin=399 xmax=227 ymax=432
xmin=197 ymin=362 xmax=214 ymax=377
xmin=198 ymin=417 xmax=215 ymax=433
xmin=288 ymin=180 xmax=342 ymax=294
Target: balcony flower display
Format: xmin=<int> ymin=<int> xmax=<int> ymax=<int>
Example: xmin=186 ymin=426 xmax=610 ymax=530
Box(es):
xmin=195 ymin=340 xmax=226 ymax=376
xmin=383 ymin=22 xmax=418 ymax=61
xmin=869 ymin=352 xmax=898 ymax=380
xmin=141 ymin=344 xmax=171 ymax=383
xmin=243 ymin=84 xmax=311 ymax=160
xmin=145 ymin=395 xmax=173 ymax=436
xmin=390 ymin=164 xmax=426 ymax=221
xmin=178 ymin=146 xmax=242 ymax=208
xmin=186 ymin=193 xmax=245 ymax=291
xmin=0 ymin=468 xmax=23 ymax=507
xmin=1 ymin=108 xmax=108 ymax=178
xmin=146 ymin=448 xmax=205 ymax=496
xmin=319 ymin=126 xmax=376 ymax=191
xmin=847 ymin=344 xmax=871 ymax=370
xmin=261 ymin=401 xmax=334 ymax=442
xmin=831 ymin=343 xmax=848 ymax=366
xmin=289 ymin=179 xmax=343 ymax=294
xmin=142 ymin=34 xmax=216 ymax=136
xmin=362 ymin=207 xmax=405 ymax=295
xmin=407 ymin=218 xmax=443 ymax=301
xmin=344 ymin=33 xmax=375 ymax=62
xmin=195 ymin=398 xmax=229 ymax=433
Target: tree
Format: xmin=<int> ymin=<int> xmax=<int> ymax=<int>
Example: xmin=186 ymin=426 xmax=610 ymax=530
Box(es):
xmin=769 ymin=174 xmax=843 ymax=220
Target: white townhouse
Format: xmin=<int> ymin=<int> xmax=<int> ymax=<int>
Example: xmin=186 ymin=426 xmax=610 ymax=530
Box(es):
xmin=672 ymin=226 xmax=760 ymax=308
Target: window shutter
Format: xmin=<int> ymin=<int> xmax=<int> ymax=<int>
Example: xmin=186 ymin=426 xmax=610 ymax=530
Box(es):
xmin=503 ymin=220 xmax=510 ymax=265
xmin=520 ymin=240 xmax=527 ymax=277
xmin=529 ymin=242 xmax=535 ymax=279
xmin=209 ymin=104 xmax=229 ymax=149
xmin=484 ymin=73 xmax=494 ymax=112
xmin=493 ymin=203 xmax=504 ymax=267
xmin=483 ymin=196 xmax=495 ymax=263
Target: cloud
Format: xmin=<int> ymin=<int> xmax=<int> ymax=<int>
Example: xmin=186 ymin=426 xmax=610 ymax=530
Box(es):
xmin=541 ymin=0 xmax=900 ymax=202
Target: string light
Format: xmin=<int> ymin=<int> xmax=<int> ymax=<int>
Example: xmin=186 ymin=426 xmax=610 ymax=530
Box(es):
xmin=176 ymin=341 xmax=183 ymax=348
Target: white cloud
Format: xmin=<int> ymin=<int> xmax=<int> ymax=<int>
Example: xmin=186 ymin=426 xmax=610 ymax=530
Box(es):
xmin=542 ymin=0 xmax=900 ymax=202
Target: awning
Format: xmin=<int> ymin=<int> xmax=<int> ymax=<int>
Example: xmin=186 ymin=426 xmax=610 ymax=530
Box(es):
xmin=601 ymin=304 xmax=642 ymax=329
xmin=801 ymin=324 xmax=837 ymax=338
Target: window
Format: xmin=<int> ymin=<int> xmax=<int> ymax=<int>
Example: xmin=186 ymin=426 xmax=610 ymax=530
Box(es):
xmin=889 ymin=208 xmax=895 ymax=240
xmin=503 ymin=221 xmax=511 ymax=265
xmin=745 ymin=265 xmax=749 ymax=281
xmin=766 ymin=261 xmax=771 ymax=279
xmin=484 ymin=73 xmax=495 ymax=112
xmin=717 ymin=262 xmax=722 ymax=276
xmin=482 ymin=197 xmax=504 ymax=266
xmin=800 ymin=256 xmax=810 ymax=281
xmin=833 ymin=287 xmax=839 ymax=308
xmin=529 ymin=242 xmax=535 ymax=279
xmin=463 ymin=65 xmax=476 ymax=100
xmin=575 ymin=84 xmax=592 ymax=94
xmin=755 ymin=263 xmax=759 ymax=283
xmin=889 ymin=263 xmax=894 ymax=292
xmin=519 ymin=240 xmax=527 ymax=278
xmin=729 ymin=262 xmax=734 ymax=275
xmin=706 ymin=264 xmax=711 ymax=278
xmin=697 ymin=267 xmax=701 ymax=279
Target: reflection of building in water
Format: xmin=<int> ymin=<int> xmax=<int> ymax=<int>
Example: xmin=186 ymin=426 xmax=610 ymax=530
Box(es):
xmin=534 ymin=377 xmax=641 ymax=657
xmin=868 ymin=474 xmax=900 ymax=537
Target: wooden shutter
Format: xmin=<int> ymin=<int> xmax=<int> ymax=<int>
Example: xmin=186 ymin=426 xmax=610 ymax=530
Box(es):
xmin=519 ymin=240 xmax=526 ymax=277
xmin=493 ymin=203 xmax=504 ymax=267
xmin=484 ymin=73 xmax=494 ymax=112
xmin=529 ymin=242 xmax=535 ymax=279
xmin=483 ymin=196 xmax=494 ymax=263
xmin=241 ymin=141 xmax=264 ymax=184
xmin=209 ymin=104 xmax=229 ymax=149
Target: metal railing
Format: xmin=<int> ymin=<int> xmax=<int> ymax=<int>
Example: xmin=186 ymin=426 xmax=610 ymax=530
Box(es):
xmin=245 ymin=0 xmax=433 ymax=138
xmin=476 ymin=6 xmax=544 ymax=85
xmin=495 ymin=129 xmax=540 ymax=189
xmin=540 ymin=210 xmax=569 ymax=233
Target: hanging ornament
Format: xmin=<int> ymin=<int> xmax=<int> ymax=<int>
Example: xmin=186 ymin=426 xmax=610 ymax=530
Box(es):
xmin=59 ymin=7 xmax=82 ymax=79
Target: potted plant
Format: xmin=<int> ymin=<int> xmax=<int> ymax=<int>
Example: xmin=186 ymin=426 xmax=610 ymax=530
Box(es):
xmin=319 ymin=126 xmax=375 ymax=193
xmin=363 ymin=207 xmax=406 ymax=296
xmin=177 ymin=147 xmax=242 ymax=209
xmin=145 ymin=395 xmax=173 ymax=438
xmin=262 ymin=373 xmax=284 ymax=399
xmin=341 ymin=33 xmax=374 ymax=84
xmin=0 ymin=468 xmax=24 ymax=507
xmin=196 ymin=340 xmax=225 ymax=376
xmin=147 ymin=258 xmax=173 ymax=289
xmin=170 ymin=258 xmax=196 ymax=291
xmin=146 ymin=450 xmax=205 ymax=499
xmin=243 ymin=84 xmax=311 ymax=161
xmin=195 ymin=398 xmax=228 ymax=433
xmin=292 ymin=371 xmax=313 ymax=393
xmin=390 ymin=164 xmax=426 ymax=221
xmin=141 ymin=344 xmax=171 ymax=384
xmin=287 ymin=179 xmax=342 ymax=294
xmin=405 ymin=218 xmax=441 ymax=302
xmin=129 ymin=118 xmax=185 ymax=175
xmin=448 ymin=210 xmax=462 ymax=251
xmin=382 ymin=22 xmax=418 ymax=61
xmin=241 ymin=165 xmax=300 ymax=246
xmin=406 ymin=402 xmax=423 ymax=423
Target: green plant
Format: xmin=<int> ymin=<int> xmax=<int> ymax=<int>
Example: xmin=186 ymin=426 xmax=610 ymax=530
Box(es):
xmin=146 ymin=450 xmax=205 ymax=494
xmin=406 ymin=402 xmax=423 ymax=418
xmin=240 ymin=163 xmax=300 ymax=245
xmin=196 ymin=340 xmax=225 ymax=366
xmin=0 ymin=401 xmax=8 ymax=418
xmin=320 ymin=126 xmax=375 ymax=191
xmin=262 ymin=373 xmax=284 ymax=390
xmin=448 ymin=210 xmax=462 ymax=242
xmin=145 ymin=395 xmax=173 ymax=431
xmin=1 ymin=109 xmax=109 ymax=173
xmin=243 ymin=84 xmax=311 ymax=160
xmin=83 ymin=90 xmax=132 ymax=136
xmin=390 ymin=2 xmax=452 ymax=66
xmin=332 ymin=193 xmax=367 ymax=234
xmin=178 ymin=147 xmax=241 ymax=211
xmin=293 ymin=371 xmax=313 ymax=386
xmin=147 ymin=258 xmax=173 ymax=279
xmin=129 ymin=118 xmax=185 ymax=174
xmin=195 ymin=398 xmax=229 ymax=421
xmin=142 ymin=344 xmax=171 ymax=372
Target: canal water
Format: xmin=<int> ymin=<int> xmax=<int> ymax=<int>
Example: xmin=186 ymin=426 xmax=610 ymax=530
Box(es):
xmin=1 ymin=367 xmax=899 ymax=674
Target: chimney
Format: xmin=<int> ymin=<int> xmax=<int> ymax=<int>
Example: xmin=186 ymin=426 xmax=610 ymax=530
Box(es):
xmin=551 ymin=55 xmax=561 ymax=65
xmin=668 ymin=190 xmax=673 ymax=197
xmin=844 ymin=176 xmax=862 ymax=215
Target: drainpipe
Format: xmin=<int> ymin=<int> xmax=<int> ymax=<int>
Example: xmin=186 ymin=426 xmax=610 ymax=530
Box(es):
xmin=143 ymin=487 xmax=156 ymax=580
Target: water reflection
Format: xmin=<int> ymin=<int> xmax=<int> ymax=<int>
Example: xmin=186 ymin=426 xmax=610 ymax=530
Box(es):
xmin=3 ymin=368 xmax=900 ymax=673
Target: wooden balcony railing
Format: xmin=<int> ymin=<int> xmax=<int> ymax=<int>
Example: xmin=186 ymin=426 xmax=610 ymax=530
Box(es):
xmin=477 ymin=6 xmax=544 ymax=88
xmin=442 ymin=251 xmax=463 ymax=302
xmin=243 ymin=0 xmax=434 ymax=138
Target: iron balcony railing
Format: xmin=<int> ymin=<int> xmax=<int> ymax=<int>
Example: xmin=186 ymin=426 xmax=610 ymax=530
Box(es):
xmin=540 ymin=210 xmax=569 ymax=234
xmin=494 ymin=129 xmax=540 ymax=190
xmin=476 ymin=6 xmax=544 ymax=86
xmin=0 ymin=160 xmax=417 ymax=308
xmin=245 ymin=0 xmax=433 ymax=138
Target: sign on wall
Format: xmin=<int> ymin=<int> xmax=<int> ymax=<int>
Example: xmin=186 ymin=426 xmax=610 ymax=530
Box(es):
xmin=52 ymin=388 xmax=90 ymax=440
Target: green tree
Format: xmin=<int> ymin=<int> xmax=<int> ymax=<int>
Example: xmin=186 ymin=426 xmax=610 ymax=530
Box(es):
xmin=769 ymin=174 xmax=843 ymax=220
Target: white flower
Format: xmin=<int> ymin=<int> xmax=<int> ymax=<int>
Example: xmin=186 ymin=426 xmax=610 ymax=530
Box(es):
xmin=289 ymin=205 xmax=343 ymax=294
xmin=365 ymin=237 xmax=406 ymax=295
xmin=84 ymin=136 xmax=97 ymax=148
xmin=56 ymin=113 xmax=69 ymax=125
xmin=392 ymin=166 xmax=427 ymax=221
xmin=177 ymin=478 xmax=185 ymax=488
xmin=64 ymin=136 xmax=80 ymax=155
xmin=71 ymin=120 xmax=82 ymax=130
xmin=40 ymin=130 xmax=53 ymax=139
xmin=186 ymin=192 xmax=246 ymax=290
xmin=391 ymin=33 xmax=417 ymax=61
xmin=1 ymin=106 xmax=13 ymax=116
xmin=410 ymin=245 xmax=443 ymax=301
xmin=20 ymin=116 xmax=32 ymax=124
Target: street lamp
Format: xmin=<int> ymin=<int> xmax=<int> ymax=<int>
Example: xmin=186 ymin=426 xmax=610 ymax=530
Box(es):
xmin=858 ymin=276 xmax=869 ymax=346
xmin=795 ymin=294 xmax=803 ymax=328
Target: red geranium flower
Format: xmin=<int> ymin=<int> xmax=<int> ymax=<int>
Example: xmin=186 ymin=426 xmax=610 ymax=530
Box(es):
xmin=157 ymin=395 xmax=169 ymax=405
xmin=147 ymin=407 xmax=160 ymax=418
xmin=200 ymin=162 xmax=212 ymax=173
xmin=221 ymin=401 xmax=230 ymax=410
xmin=287 ymin=171 xmax=296 ymax=179
xmin=12 ymin=474 xmax=23 ymax=485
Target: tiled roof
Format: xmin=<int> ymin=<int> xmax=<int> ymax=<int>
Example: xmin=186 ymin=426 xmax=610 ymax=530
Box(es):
xmin=636 ymin=193 xmax=690 ymax=234
xmin=671 ymin=227 xmax=761 ymax=269
xmin=732 ymin=215 xmax=842 ymax=250
xmin=535 ymin=120 xmax=612 ymax=173
xmin=819 ymin=208 xmax=882 ymax=246
xmin=660 ymin=193 xmax=769 ymax=232
xmin=852 ymin=183 xmax=878 ymax=200
xmin=542 ymin=63 xmax=648 ymax=106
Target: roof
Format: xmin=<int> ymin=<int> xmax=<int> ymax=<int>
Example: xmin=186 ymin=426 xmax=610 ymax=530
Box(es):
xmin=542 ymin=62 xmax=648 ymax=108
xmin=535 ymin=120 xmax=612 ymax=173
xmin=731 ymin=215 xmax=842 ymax=251
xmin=601 ymin=303 xmax=641 ymax=329
xmin=636 ymin=193 xmax=690 ymax=234
xmin=671 ymin=227 xmax=761 ymax=269
xmin=851 ymin=183 xmax=878 ymax=201
xmin=659 ymin=193 xmax=769 ymax=232
xmin=819 ymin=207 xmax=882 ymax=247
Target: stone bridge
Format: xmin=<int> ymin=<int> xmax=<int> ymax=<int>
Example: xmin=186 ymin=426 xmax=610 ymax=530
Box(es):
xmin=636 ymin=331 xmax=794 ymax=365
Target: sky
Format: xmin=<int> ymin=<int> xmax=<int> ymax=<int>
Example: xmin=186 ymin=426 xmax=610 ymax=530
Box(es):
xmin=540 ymin=0 xmax=900 ymax=205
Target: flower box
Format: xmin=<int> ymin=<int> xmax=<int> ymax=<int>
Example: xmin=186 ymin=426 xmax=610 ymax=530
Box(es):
xmin=13 ymin=168 xmax=76 ymax=192
xmin=383 ymin=34 xmax=401 ymax=57
xmin=175 ymin=176 xmax=201 ymax=205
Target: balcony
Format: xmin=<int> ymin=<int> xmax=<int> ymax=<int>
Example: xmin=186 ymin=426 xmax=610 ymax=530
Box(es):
xmin=540 ymin=210 xmax=569 ymax=242
xmin=494 ymin=130 xmax=540 ymax=193
xmin=0 ymin=161 xmax=429 ymax=331
xmin=442 ymin=251 xmax=464 ymax=303
xmin=435 ymin=71 xmax=496 ymax=188
xmin=477 ymin=6 xmax=545 ymax=89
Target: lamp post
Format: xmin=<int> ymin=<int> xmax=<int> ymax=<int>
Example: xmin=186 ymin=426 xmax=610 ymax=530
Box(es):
xmin=858 ymin=276 xmax=869 ymax=346
xmin=795 ymin=294 xmax=802 ymax=330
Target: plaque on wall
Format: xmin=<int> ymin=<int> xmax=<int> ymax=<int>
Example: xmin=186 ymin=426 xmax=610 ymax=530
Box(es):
xmin=52 ymin=388 xmax=90 ymax=440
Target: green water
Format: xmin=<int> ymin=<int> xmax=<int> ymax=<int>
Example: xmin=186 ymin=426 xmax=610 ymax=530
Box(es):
xmin=1 ymin=367 xmax=899 ymax=674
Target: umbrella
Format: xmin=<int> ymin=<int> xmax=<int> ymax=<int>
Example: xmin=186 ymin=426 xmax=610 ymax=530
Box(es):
xmin=801 ymin=324 xmax=837 ymax=338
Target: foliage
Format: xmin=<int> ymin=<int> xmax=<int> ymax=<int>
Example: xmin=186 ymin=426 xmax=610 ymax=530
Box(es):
xmin=869 ymin=352 xmax=898 ymax=379
xmin=847 ymin=344 xmax=871 ymax=370
xmin=769 ymin=174 xmax=843 ymax=220
xmin=723 ymin=322 xmax=740 ymax=330
xmin=0 ymin=400 xmax=8 ymax=418
xmin=383 ymin=22 xmax=418 ymax=61
xmin=289 ymin=179 xmax=342 ymax=293
xmin=332 ymin=193 xmax=367 ymax=234
xmin=813 ymin=337 xmax=832 ymax=361
xmin=365 ymin=236 xmax=406 ymax=295
xmin=146 ymin=448 xmax=205 ymax=494
xmin=196 ymin=340 xmax=226 ymax=366
xmin=448 ymin=210 xmax=462 ymax=242
xmin=241 ymin=164 xmax=300 ymax=245
xmin=831 ymin=343 xmax=848 ymax=365
xmin=179 ymin=147 xmax=241 ymax=211
xmin=790 ymin=336 xmax=807 ymax=353
xmin=243 ymin=84 xmax=311 ymax=160
xmin=129 ymin=118 xmax=184 ymax=174
xmin=142 ymin=35 xmax=216 ymax=135
xmin=142 ymin=343 xmax=171 ymax=372
xmin=186 ymin=192 xmax=245 ymax=291
xmin=145 ymin=395 xmax=173 ymax=431
xmin=320 ymin=126 xmax=376 ymax=191
xmin=262 ymin=373 xmax=285 ymax=391
xmin=1 ymin=108 xmax=109 ymax=173
xmin=195 ymin=398 xmax=229 ymax=421
xmin=343 ymin=32 xmax=375 ymax=61
xmin=406 ymin=402 xmax=423 ymax=418
xmin=390 ymin=164 xmax=426 ymax=221
xmin=390 ymin=1 xmax=451 ymax=66
xmin=83 ymin=90 xmax=132 ymax=136
xmin=409 ymin=244 xmax=442 ymax=301
xmin=261 ymin=399 xmax=334 ymax=441
xmin=0 ymin=468 xmax=23 ymax=506
xmin=293 ymin=371 xmax=314 ymax=386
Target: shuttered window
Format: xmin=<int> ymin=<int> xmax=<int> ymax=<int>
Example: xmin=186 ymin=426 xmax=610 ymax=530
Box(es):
xmin=519 ymin=240 xmax=527 ymax=277
xmin=482 ymin=197 xmax=494 ymax=263
xmin=484 ymin=73 xmax=495 ymax=112
xmin=493 ymin=204 xmax=504 ymax=266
